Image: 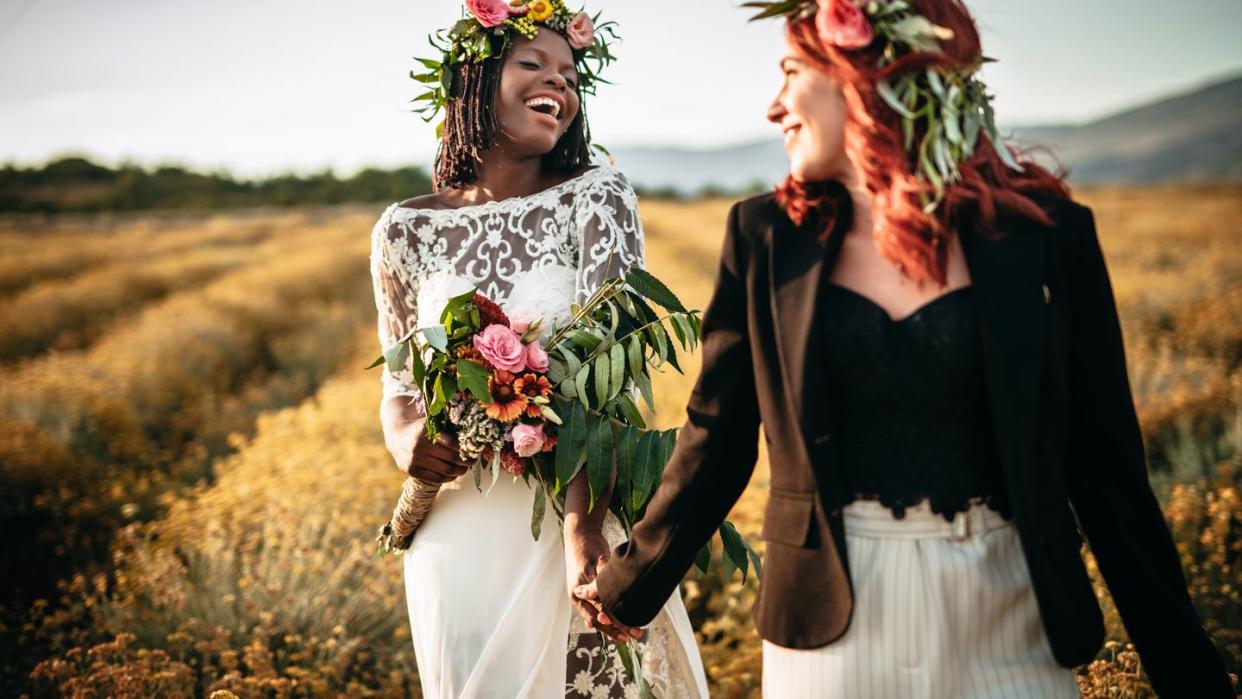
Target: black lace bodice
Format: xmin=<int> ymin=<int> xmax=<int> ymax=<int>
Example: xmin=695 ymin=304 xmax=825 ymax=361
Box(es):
xmin=819 ymin=282 xmax=1013 ymax=522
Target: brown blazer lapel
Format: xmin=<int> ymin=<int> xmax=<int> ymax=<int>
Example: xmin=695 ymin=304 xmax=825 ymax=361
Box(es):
xmin=768 ymin=216 xmax=848 ymax=501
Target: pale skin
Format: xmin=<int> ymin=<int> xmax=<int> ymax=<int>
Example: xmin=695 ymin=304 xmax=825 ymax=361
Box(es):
xmin=380 ymin=28 xmax=638 ymax=642
xmin=573 ymin=31 xmax=974 ymax=631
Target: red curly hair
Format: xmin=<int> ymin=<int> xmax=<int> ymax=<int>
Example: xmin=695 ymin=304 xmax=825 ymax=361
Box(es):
xmin=775 ymin=0 xmax=1072 ymax=288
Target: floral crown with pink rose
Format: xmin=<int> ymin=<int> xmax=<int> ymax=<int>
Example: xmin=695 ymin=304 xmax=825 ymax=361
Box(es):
xmin=411 ymin=0 xmax=618 ymax=133
xmin=745 ymin=0 xmax=1023 ymax=215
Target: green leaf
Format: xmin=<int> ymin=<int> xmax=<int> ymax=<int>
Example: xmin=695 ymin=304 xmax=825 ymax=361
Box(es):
xmin=631 ymin=431 xmax=660 ymax=512
xmin=634 ymin=371 xmax=655 ymax=414
xmin=877 ymin=79 xmax=916 ymax=118
xmin=615 ymin=425 xmax=640 ymax=519
xmin=560 ymin=346 xmax=582 ymax=380
xmin=694 ymin=542 xmax=711 ymax=576
xmin=455 ymin=359 xmax=494 ymax=402
xmin=409 ymin=342 xmax=427 ymax=387
xmin=594 ymin=353 xmax=611 ymax=407
xmin=616 ymin=393 xmax=646 ymax=430
xmin=625 ymin=335 xmax=644 ymax=378
xmin=421 ymin=326 xmax=448 ymax=351
xmin=575 ymin=364 xmax=592 ymax=409
xmin=625 ymin=267 xmax=687 ymax=312
xmin=554 ymin=400 xmax=589 ymax=496
xmin=383 ymin=340 xmax=409 ymax=374
xmin=585 ymin=415 xmax=614 ymax=513
xmin=568 ymin=329 xmax=602 ymax=353
xmin=365 ymin=353 xmax=386 ymax=370
xmin=719 ymin=521 xmax=750 ymax=583
xmin=609 ymin=343 xmax=626 ymax=399
xmin=428 ymin=372 xmax=453 ymax=416
xmin=531 ymin=484 xmax=546 ymax=540
xmin=547 ymin=357 xmax=567 ymax=386
xmin=746 ymin=538 xmax=763 ymax=580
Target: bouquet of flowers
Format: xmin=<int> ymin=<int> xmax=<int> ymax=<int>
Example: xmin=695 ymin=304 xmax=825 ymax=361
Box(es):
xmin=369 ymin=267 xmax=760 ymax=567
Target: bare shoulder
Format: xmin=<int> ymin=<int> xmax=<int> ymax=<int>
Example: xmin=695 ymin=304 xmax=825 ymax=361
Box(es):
xmin=396 ymin=191 xmax=453 ymax=211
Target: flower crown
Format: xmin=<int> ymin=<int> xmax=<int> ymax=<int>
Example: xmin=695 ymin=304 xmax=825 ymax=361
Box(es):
xmin=744 ymin=0 xmax=1022 ymax=215
xmin=411 ymin=0 xmax=618 ymax=132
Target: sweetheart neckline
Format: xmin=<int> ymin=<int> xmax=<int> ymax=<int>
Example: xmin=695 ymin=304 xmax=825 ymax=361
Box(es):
xmin=825 ymin=282 xmax=974 ymax=323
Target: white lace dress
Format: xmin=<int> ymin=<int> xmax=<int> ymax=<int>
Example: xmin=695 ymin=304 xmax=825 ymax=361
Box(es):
xmin=368 ymin=165 xmax=710 ymax=699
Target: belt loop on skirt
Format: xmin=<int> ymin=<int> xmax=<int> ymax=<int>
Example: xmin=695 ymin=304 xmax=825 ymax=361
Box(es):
xmin=951 ymin=509 xmax=971 ymax=541
xmin=840 ymin=499 xmax=1011 ymax=540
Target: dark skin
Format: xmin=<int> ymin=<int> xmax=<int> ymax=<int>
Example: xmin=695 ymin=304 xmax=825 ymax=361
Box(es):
xmin=384 ymin=28 xmax=639 ymax=643
xmin=400 ymin=29 xmax=590 ymax=211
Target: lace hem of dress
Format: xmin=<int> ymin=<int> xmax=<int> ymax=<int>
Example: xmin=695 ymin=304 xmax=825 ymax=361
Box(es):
xmin=840 ymin=491 xmax=1014 ymax=522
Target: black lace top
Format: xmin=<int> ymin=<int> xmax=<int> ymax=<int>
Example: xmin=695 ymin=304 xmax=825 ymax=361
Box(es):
xmin=819 ymin=282 xmax=1013 ymax=522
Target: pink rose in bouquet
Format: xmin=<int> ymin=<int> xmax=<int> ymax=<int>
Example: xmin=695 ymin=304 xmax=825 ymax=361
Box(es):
xmin=524 ymin=340 xmax=550 ymax=373
xmin=511 ymin=423 xmax=547 ymax=458
xmin=473 ymin=324 xmax=527 ymax=373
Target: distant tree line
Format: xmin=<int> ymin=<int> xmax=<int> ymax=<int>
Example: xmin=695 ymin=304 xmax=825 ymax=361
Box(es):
xmin=0 ymin=156 xmax=770 ymax=213
xmin=0 ymin=157 xmax=435 ymax=213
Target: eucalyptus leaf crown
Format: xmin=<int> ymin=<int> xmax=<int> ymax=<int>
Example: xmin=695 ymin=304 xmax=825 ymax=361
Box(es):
xmin=411 ymin=0 xmax=619 ymax=134
xmin=745 ymin=0 xmax=1023 ymax=215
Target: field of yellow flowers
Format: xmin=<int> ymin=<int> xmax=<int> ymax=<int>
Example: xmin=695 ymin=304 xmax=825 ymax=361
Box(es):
xmin=1 ymin=186 xmax=1238 ymax=697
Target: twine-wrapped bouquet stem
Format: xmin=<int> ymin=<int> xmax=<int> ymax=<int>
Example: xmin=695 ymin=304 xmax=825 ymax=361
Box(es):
xmin=375 ymin=476 xmax=442 ymax=554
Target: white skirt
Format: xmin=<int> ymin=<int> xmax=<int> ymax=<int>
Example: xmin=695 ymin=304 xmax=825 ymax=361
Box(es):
xmin=402 ymin=471 xmax=709 ymax=699
xmin=762 ymin=499 xmax=1080 ymax=698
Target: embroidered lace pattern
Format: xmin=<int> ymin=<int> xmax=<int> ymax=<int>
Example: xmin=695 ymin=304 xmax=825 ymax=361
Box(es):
xmin=819 ymin=282 xmax=1014 ymax=522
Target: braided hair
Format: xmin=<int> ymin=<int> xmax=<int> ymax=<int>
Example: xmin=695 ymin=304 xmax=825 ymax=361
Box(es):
xmin=433 ymin=45 xmax=593 ymax=191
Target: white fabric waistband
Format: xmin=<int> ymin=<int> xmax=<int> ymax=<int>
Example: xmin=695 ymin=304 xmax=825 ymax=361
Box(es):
xmin=842 ymin=499 xmax=1012 ymax=541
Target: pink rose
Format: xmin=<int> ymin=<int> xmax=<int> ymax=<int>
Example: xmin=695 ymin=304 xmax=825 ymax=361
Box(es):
xmin=473 ymin=324 xmax=527 ymax=372
xmin=508 ymin=306 xmax=541 ymax=335
xmin=524 ymin=340 xmax=549 ymax=373
xmin=565 ymin=11 xmax=595 ymax=50
xmin=816 ymin=0 xmax=873 ymax=50
xmin=466 ymin=0 xmax=510 ymax=28
xmin=511 ymin=423 xmax=547 ymax=458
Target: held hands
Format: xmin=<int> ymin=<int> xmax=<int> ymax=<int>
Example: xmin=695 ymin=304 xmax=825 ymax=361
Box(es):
xmin=565 ymin=525 xmax=642 ymax=643
xmin=402 ymin=417 xmax=472 ymax=484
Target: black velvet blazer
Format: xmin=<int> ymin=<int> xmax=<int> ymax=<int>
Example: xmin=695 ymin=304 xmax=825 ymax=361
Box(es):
xmin=593 ymin=191 xmax=1233 ymax=698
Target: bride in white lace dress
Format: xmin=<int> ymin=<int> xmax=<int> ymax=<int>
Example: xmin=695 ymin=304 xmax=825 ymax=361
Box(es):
xmin=367 ymin=9 xmax=708 ymax=698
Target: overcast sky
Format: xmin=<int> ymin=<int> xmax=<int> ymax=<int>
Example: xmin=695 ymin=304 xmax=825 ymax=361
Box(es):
xmin=2 ymin=0 xmax=1239 ymax=178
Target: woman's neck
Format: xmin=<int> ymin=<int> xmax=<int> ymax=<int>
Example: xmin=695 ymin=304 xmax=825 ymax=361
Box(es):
xmin=457 ymin=149 xmax=547 ymax=205
xmin=839 ymin=165 xmax=874 ymax=238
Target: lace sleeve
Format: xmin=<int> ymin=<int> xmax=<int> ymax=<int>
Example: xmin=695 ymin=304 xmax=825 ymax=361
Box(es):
xmin=573 ymin=167 xmax=646 ymax=305
xmin=370 ymin=205 xmax=426 ymax=413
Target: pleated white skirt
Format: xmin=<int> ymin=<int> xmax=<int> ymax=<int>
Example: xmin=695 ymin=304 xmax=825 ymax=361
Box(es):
xmin=762 ymin=499 xmax=1080 ymax=698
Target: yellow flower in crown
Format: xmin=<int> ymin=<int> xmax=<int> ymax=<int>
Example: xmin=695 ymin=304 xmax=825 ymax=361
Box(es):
xmin=527 ymin=0 xmax=554 ymax=21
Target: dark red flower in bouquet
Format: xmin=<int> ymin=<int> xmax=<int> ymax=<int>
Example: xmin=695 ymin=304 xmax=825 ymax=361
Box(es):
xmin=483 ymin=370 xmax=528 ymax=422
xmin=480 ymin=447 xmax=526 ymax=476
xmin=499 ymin=447 xmax=526 ymax=476
xmin=472 ymin=293 xmax=510 ymax=328
xmin=540 ymin=433 xmax=557 ymax=453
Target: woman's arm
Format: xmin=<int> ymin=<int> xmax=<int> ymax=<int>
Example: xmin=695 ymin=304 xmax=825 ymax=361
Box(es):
xmin=370 ymin=211 xmax=470 ymax=482
xmin=1063 ymin=204 xmax=1233 ymax=696
xmin=585 ymin=199 xmax=763 ymax=629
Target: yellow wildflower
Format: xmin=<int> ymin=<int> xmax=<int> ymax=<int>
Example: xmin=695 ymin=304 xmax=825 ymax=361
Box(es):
xmin=527 ymin=0 xmax=553 ymax=21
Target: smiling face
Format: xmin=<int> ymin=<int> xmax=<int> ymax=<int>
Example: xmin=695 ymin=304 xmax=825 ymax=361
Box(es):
xmin=767 ymin=34 xmax=852 ymax=182
xmin=494 ymin=29 xmax=582 ymax=158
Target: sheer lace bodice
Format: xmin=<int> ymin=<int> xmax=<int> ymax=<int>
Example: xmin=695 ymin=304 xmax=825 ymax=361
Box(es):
xmin=369 ymin=164 xmax=708 ymax=698
xmin=370 ymin=164 xmax=645 ymax=415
